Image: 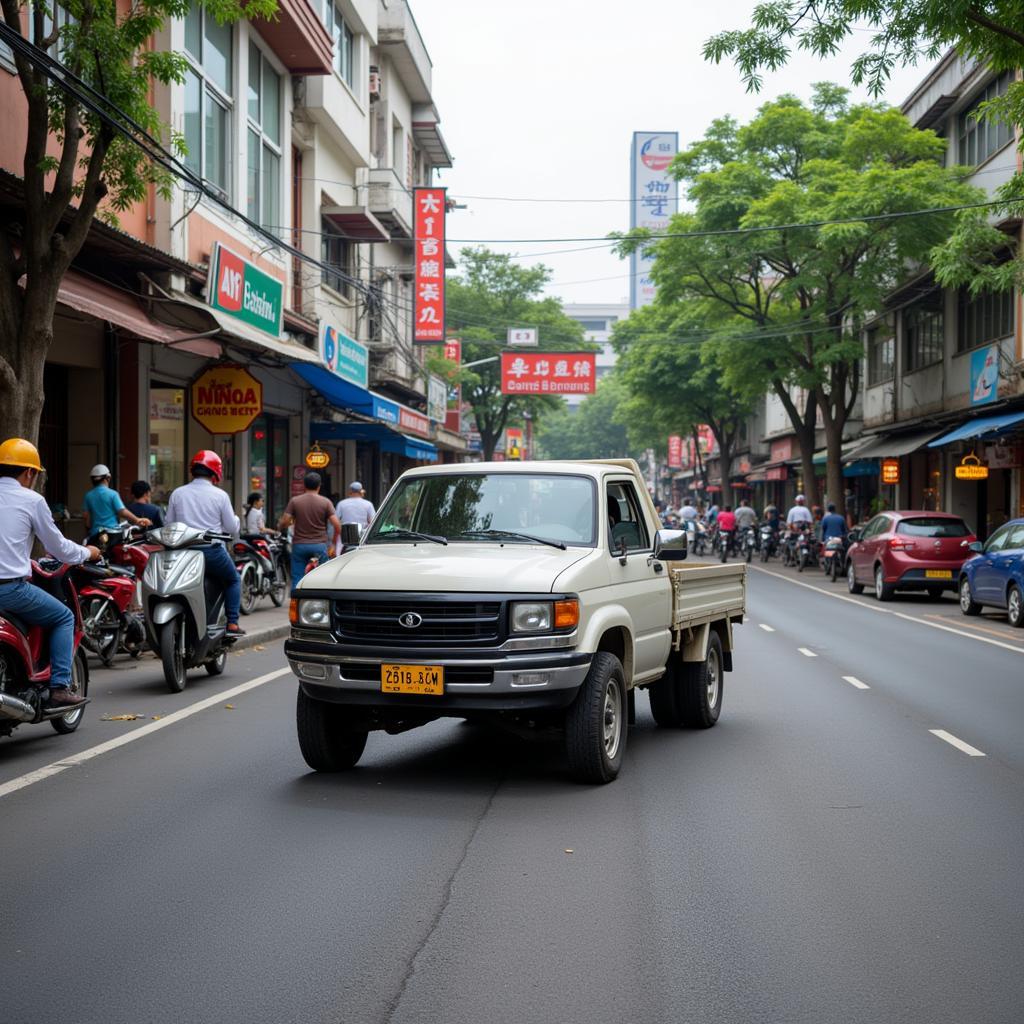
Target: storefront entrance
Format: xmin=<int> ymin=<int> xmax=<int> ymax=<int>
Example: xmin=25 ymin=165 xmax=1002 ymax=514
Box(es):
xmin=250 ymin=413 xmax=290 ymax=523
xmin=149 ymin=383 xmax=186 ymax=504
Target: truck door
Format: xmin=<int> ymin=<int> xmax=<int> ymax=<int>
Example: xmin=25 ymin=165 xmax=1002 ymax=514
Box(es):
xmin=606 ymin=479 xmax=672 ymax=681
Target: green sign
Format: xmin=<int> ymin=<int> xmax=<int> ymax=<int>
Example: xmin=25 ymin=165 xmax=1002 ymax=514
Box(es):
xmin=207 ymin=242 xmax=284 ymax=337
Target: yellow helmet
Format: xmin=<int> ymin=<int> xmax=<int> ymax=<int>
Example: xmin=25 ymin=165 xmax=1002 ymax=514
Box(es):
xmin=0 ymin=438 xmax=44 ymax=472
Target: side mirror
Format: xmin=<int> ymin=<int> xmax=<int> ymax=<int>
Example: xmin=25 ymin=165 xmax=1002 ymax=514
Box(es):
xmin=968 ymin=540 xmax=984 ymax=553
xmin=654 ymin=528 xmax=688 ymax=562
xmin=340 ymin=523 xmax=362 ymax=547
xmin=847 ymin=529 xmax=862 ymax=543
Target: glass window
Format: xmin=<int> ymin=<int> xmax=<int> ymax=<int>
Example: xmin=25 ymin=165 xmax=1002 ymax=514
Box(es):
xmin=246 ymin=129 xmax=261 ymax=222
xmin=321 ymin=218 xmax=352 ymax=298
xmin=1005 ymin=524 xmax=1024 ymax=549
xmin=183 ymin=70 xmax=202 ymax=176
xmin=896 ymin=517 xmax=970 ymax=537
xmin=204 ymin=95 xmax=230 ymax=195
xmin=863 ymin=515 xmax=889 ymax=539
xmin=985 ymin=525 xmax=1012 ymax=552
xmin=958 ymin=73 xmax=1014 ymax=166
xmin=203 ymin=15 xmax=232 ymax=94
xmin=867 ymin=321 xmax=895 ymax=385
xmin=324 ymin=3 xmax=355 ymax=86
xmin=149 ymin=386 xmax=186 ymax=505
xmin=249 ymin=413 xmax=291 ymax=524
xmin=246 ymin=44 xmax=281 ymax=231
xmin=607 ymin=481 xmax=650 ymax=552
xmin=367 ymin=473 xmax=597 ymax=547
xmin=958 ymin=287 xmax=1014 ymax=352
xmin=574 ymin=319 xmax=609 ymax=332
xmin=904 ymin=294 xmax=944 ymax=372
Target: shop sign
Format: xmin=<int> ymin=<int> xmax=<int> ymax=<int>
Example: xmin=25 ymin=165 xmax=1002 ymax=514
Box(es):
xmin=291 ymin=466 xmax=307 ymax=497
xmin=508 ymin=328 xmax=538 ymax=347
xmin=399 ymin=406 xmax=430 ymax=437
xmin=320 ymin=323 xmax=368 ymax=389
xmin=191 ymin=364 xmax=263 ymax=434
xmin=414 ymin=187 xmax=446 ymax=342
xmin=770 ymin=438 xmax=793 ymax=463
xmin=506 ymin=427 xmax=523 ymax=460
xmin=984 ymin=442 xmax=1022 ymax=469
xmin=304 ymin=442 xmax=330 ymax=470
xmin=207 ymin=242 xmax=283 ymax=337
xmin=443 ymin=339 xmax=461 ymax=364
xmin=427 ymin=375 xmax=448 ymax=422
xmin=955 ymin=453 xmax=989 ymax=480
xmin=970 ymin=344 xmax=999 ymax=407
xmin=372 ymin=394 xmax=400 ymax=426
xmin=667 ymin=435 xmax=683 ymax=469
xmin=881 ymin=458 xmax=901 ymax=485
xmin=500 ymin=352 xmax=596 ymax=395
xmin=765 ymin=466 xmax=787 ymax=481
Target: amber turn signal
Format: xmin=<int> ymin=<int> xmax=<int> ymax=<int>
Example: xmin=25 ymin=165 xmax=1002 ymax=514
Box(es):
xmin=288 ymin=598 xmax=299 ymax=625
xmin=554 ymin=599 xmax=579 ymax=629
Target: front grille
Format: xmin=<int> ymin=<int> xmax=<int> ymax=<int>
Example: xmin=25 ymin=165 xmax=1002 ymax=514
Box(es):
xmin=334 ymin=598 xmax=503 ymax=646
xmin=342 ymin=664 xmax=495 ymax=686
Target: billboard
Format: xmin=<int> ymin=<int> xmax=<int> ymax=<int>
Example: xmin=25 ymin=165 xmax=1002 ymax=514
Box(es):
xmin=320 ymin=323 xmax=368 ymax=389
xmin=970 ymin=344 xmax=999 ymax=406
xmin=630 ymin=132 xmax=678 ymax=309
xmin=500 ymin=352 xmax=596 ymax=395
xmin=667 ymin=434 xmax=683 ymax=469
xmin=414 ymin=187 xmax=446 ymax=341
xmin=207 ymin=242 xmax=283 ymax=337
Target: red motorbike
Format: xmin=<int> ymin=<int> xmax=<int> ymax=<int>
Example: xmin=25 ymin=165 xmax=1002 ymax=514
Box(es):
xmin=234 ymin=533 xmax=287 ymax=614
xmin=0 ymin=559 xmax=91 ymax=740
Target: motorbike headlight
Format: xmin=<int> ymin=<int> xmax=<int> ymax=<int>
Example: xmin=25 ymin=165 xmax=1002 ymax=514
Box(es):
xmin=293 ymin=598 xmax=331 ymax=628
xmin=511 ymin=602 xmax=552 ymax=633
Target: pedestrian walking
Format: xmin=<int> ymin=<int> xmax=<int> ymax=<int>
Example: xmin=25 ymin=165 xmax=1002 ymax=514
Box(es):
xmin=336 ymin=480 xmax=375 ymax=527
xmin=279 ymin=471 xmax=341 ymax=583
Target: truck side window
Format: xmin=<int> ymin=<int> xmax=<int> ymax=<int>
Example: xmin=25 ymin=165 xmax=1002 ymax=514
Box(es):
xmin=606 ymin=481 xmax=649 ymax=553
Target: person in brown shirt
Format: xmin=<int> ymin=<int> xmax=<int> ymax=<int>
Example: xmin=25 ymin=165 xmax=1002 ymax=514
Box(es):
xmin=279 ymin=472 xmax=342 ymax=583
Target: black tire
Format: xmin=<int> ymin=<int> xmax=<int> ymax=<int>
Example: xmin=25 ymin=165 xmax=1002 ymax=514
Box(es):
xmin=1008 ymin=584 xmax=1024 ymax=628
xmin=205 ymin=648 xmax=228 ymax=675
xmin=678 ymin=631 xmax=724 ymax=729
xmin=51 ymin=651 xmax=88 ymax=734
xmin=745 ymin=542 xmax=753 ymax=563
xmin=269 ymin=563 xmax=287 ymax=607
xmin=830 ymin=557 xmax=839 ymax=582
xmin=159 ymin=619 xmax=187 ymax=693
xmin=239 ymin=563 xmax=258 ymax=615
xmin=848 ymin=562 xmax=864 ymax=594
xmin=798 ymin=549 xmax=807 ymax=572
xmin=874 ymin=564 xmax=894 ymax=602
xmin=959 ymin=576 xmax=982 ymax=616
xmin=648 ymin=664 xmax=682 ymax=728
xmin=82 ymin=595 xmax=120 ymax=666
xmin=565 ymin=651 xmax=627 ymax=784
xmin=926 ymin=587 xmax=945 ymax=601
xmin=296 ymin=687 xmax=368 ymax=771
xmin=760 ymin=543 xmax=769 ymax=563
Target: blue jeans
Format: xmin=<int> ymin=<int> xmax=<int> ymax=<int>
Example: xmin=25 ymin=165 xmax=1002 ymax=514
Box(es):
xmin=0 ymin=579 xmax=75 ymax=687
xmin=291 ymin=543 xmax=328 ymax=586
xmin=199 ymin=545 xmax=241 ymax=625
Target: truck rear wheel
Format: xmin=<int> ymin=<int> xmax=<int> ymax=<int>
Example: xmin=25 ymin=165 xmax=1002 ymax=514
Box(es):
xmin=678 ymin=631 xmax=724 ymax=729
xmin=565 ymin=652 xmax=627 ymax=784
xmin=296 ymin=687 xmax=368 ymax=772
xmin=648 ymin=660 xmax=683 ymax=728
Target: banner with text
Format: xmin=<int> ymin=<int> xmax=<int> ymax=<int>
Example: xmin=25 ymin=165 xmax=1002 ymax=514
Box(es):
xmin=500 ymin=352 xmax=596 ymax=395
xmin=630 ymin=132 xmax=678 ymax=309
xmin=443 ymin=338 xmax=462 ymax=433
xmin=667 ymin=434 xmax=683 ymax=469
xmin=207 ymin=242 xmax=284 ymax=337
xmin=414 ymin=187 xmax=446 ymax=342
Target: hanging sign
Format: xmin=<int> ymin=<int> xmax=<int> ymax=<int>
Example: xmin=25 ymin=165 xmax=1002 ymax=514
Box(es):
xmin=443 ymin=339 xmax=462 ymax=434
xmin=191 ymin=365 xmax=263 ymax=434
xmin=508 ymin=328 xmax=538 ymax=347
xmin=881 ymin=458 xmax=901 ymax=485
xmin=500 ymin=352 xmax=596 ymax=395
xmin=207 ymin=242 xmax=283 ymax=337
xmin=970 ymin=344 xmax=999 ymax=406
xmin=955 ymin=453 xmax=989 ymax=480
xmin=667 ymin=435 xmax=683 ymax=469
xmin=505 ymin=427 xmax=523 ymax=460
xmin=320 ymin=323 xmax=369 ymax=388
xmin=304 ymin=442 xmax=330 ymax=470
xmin=413 ymin=187 xmax=446 ymax=342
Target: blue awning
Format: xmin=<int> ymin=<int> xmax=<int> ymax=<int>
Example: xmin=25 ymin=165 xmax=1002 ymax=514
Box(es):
xmin=310 ymin=421 xmax=438 ymax=462
xmin=293 ymin=362 xmax=378 ymax=418
xmin=927 ymin=410 xmax=1024 ymax=447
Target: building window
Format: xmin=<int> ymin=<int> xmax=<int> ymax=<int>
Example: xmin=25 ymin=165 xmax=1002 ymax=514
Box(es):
xmin=867 ymin=321 xmax=895 ymax=385
xmin=904 ymin=294 xmax=944 ymax=372
xmin=149 ymin=385 xmax=186 ymax=505
xmin=574 ymin=318 xmax=609 ymax=332
xmin=246 ymin=42 xmax=282 ymax=232
xmin=183 ymin=7 xmax=234 ymax=199
xmin=321 ymin=218 xmax=352 ymax=298
xmin=958 ymin=287 xmax=1014 ymax=352
xmin=323 ymin=2 xmax=355 ymax=87
xmin=958 ymin=72 xmax=1014 ymax=166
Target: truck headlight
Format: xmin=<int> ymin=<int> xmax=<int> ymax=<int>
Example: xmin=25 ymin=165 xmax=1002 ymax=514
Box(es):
xmin=290 ymin=598 xmax=331 ymax=628
xmin=511 ymin=602 xmax=551 ymax=633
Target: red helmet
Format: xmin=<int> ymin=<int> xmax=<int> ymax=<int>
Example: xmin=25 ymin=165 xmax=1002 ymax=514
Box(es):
xmin=191 ymin=449 xmax=223 ymax=483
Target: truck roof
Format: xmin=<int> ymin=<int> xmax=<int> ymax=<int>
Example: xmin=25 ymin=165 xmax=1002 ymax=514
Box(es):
xmin=401 ymin=459 xmax=644 ymax=481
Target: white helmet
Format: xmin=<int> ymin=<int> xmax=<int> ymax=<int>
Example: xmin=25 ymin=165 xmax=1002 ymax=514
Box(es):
xmin=90 ymin=464 xmax=111 ymax=478
xmin=795 ymin=494 xmax=806 ymax=504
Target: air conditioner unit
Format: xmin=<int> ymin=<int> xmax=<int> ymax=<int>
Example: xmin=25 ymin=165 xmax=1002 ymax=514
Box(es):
xmin=369 ymin=67 xmax=381 ymax=100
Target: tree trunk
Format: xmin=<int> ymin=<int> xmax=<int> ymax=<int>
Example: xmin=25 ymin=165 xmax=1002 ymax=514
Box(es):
xmin=0 ymin=320 xmax=49 ymax=445
xmin=821 ymin=410 xmax=845 ymax=516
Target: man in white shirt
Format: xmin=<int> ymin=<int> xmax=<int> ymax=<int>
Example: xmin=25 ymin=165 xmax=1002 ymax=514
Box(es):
xmin=0 ymin=438 xmax=100 ymax=706
xmin=678 ymin=499 xmax=698 ymax=521
xmin=336 ymin=481 xmax=375 ymax=528
xmin=166 ymin=450 xmax=244 ymax=635
xmin=786 ymin=494 xmax=814 ymax=527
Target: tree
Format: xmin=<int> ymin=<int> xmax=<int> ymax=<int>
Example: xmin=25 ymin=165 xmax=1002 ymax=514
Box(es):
xmin=535 ymin=377 xmax=631 ymax=461
xmin=618 ymin=87 xmax=994 ymax=513
xmin=611 ymin=303 xmax=760 ymax=508
xmin=436 ymin=248 xmax=588 ymax=460
xmin=0 ymin=0 xmax=274 ymax=444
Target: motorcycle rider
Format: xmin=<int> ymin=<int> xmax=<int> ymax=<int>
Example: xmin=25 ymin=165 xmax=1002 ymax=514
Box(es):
xmin=786 ymin=494 xmax=814 ymax=528
xmin=678 ymin=497 xmax=698 ymax=522
xmin=717 ymin=504 xmax=737 ymax=556
xmin=166 ymin=451 xmax=245 ymax=636
xmin=821 ymin=503 xmax=847 ymax=542
xmin=82 ymin=464 xmax=151 ymax=542
xmin=0 ymin=438 xmax=101 ymax=707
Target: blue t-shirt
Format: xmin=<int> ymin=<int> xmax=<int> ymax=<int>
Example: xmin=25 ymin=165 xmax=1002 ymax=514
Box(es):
xmin=84 ymin=484 xmax=124 ymax=531
xmin=821 ymin=512 xmax=847 ymax=541
xmin=127 ymin=501 xmax=163 ymax=528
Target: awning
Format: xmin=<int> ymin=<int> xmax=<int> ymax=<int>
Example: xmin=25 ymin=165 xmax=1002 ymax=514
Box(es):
xmin=250 ymin=0 xmax=333 ymax=75
xmin=852 ymin=429 xmax=946 ymax=459
xmin=813 ymin=439 xmax=872 ymax=465
xmin=412 ymin=106 xmax=454 ymax=168
xmin=321 ymin=206 xmax=390 ymax=242
xmin=310 ymin=421 xmax=438 ymax=462
xmin=928 ymin=410 xmax=1024 ymax=447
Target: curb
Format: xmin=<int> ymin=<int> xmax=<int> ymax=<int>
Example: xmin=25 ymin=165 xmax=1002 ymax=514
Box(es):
xmin=231 ymin=623 xmax=291 ymax=652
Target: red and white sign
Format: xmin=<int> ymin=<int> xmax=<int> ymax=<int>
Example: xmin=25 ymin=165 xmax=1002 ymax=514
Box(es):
xmin=500 ymin=352 xmax=596 ymax=395
xmin=399 ymin=406 xmax=430 ymax=437
xmin=414 ymin=187 xmax=446 ymax=342
xmin=443 ymin=339 xmax=461 ymax=363
xmin=443 ymin=338 xmax=462 ymax=434
xmin=667 ymin=435 xmax=683 ymax=469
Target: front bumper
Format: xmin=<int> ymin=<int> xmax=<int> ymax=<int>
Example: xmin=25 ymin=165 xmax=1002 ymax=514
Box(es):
xmin=284 ymin=636 xmax=592 ymax=713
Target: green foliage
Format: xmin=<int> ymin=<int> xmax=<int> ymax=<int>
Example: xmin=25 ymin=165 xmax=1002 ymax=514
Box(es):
xmin=535 ymin=377 xmax=631 ymax=461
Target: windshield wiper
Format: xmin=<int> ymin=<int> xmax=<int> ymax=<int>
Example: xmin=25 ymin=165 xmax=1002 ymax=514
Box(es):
xmin=375 ymin=527 xmax=448 ymax=545
xmin=457 ymin=529 xmax=566 ymax=550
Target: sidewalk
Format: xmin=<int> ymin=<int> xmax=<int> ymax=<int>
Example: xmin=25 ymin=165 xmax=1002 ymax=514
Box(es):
xmin=234 ymin=601 xmax=291 ymax=650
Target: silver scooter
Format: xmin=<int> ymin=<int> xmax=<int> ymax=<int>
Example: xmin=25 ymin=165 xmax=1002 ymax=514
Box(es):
xmin=142 ymin=524 xmax=238 ymax=693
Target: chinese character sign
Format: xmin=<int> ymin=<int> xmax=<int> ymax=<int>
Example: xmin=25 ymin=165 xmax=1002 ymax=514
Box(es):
xmin=508 ymin=328 xmax=538 ymax=347
xmin=630 ymin=133 xmax=678 ymax=309
xmin=414 ymin=187 xmax=446 ymax=342
xmin=667 ymin=435 xmax=682 ymax=469
xmin=500 ymin=352 xmax=596 ymax=395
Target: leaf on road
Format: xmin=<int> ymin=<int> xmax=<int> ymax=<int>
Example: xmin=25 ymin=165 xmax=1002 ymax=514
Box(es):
xmin=101 ymin=714 xmax=140 ymax=721
xmin=254 ymin=644 xmax=265 ymax=651
xmin=224 ymin=704 xmax=234 ymax=710
xmin=151 ymin=715 xmax=163 ymax=720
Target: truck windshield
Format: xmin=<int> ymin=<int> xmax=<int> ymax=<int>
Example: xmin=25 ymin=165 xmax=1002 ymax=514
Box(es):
xmin=367 ymin=473 xmax=597 ymax=547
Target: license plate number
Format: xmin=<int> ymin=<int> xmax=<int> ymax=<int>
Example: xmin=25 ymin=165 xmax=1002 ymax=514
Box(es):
xmin=381 ymin=664 xmax=444 ymax=695
xmin=925 ymin=569 xmax=953 ymax=579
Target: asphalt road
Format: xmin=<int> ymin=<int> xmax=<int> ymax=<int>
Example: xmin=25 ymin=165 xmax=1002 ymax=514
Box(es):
xmin=1 ymin=567 xmax=1022 ymax=1024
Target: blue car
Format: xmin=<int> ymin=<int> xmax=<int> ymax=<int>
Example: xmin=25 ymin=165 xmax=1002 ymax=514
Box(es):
xmin=959 ymin=518 xmax=1024 ymax=627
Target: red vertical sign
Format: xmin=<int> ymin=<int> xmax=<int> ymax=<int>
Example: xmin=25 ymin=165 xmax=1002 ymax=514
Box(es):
xmin=414 ymin=187 xmax=446 ymax=342
xmin=443 ymin=338 xmax=462 ymax=434
xmin=667 ymin=435 xmax=682 ymax=469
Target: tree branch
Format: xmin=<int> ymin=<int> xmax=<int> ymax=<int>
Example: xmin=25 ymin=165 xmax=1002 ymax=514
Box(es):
xmin=965 ymin=7 xmax=1024 ymax=49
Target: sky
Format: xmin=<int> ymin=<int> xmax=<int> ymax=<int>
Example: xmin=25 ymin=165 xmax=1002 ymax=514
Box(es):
xmin=410 ymin=0 xmax=933 ymax=306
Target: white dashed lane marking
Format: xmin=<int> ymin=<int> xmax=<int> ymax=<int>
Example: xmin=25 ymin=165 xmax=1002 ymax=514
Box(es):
xmin=929 ymin=729 xmax=986 ymax=757
xmin=758 ymin=623 xmax=776 ymax=632
xmin=843 ymin=676 xmax=870 ymax=690
xmin=797 ymin=647 xmax=817 ymax=658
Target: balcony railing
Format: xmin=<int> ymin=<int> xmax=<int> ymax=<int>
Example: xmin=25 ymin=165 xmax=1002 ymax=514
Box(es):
xmin=367 ymin=168 xmax=413 ymax=239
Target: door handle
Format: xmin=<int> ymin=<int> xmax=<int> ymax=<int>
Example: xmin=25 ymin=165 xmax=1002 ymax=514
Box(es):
xmin=652 ymin=562 xmax=664 ymax=573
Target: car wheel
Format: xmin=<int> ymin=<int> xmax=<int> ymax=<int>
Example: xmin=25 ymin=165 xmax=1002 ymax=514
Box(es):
xmin=677 ymin=630 xmax=724 ymax=729
xmin=296 ymin=687 xmax=368 ymax=771
xmin=1007 ymin=584 xmax=1024 ymax=628
xmin=959 ymin=576 xmax=982 ymax=616
xmin=848 ymin=562 xmax=864 ymax=595
xmin=565 ymin=651 xmax=627 ymax=784
xmin=874 ymin=564 xmax=894 ymax=602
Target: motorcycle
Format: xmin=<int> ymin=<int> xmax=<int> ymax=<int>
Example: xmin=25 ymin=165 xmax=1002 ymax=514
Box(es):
xmin=795 ymin=525 xmax=819 ymax=572
xmin=821 ymin=535 xmax=847 ymax=582
xmin=682 ymin=518 xmax=706 ymax=556
xmin=719 ymin=528 xmax=735 ymax=563
xmin=0 ymin=559 xmax=90 ymax=740
xmin=142 ymin=524 xmax=239 ymax=693
xmin=235 ymin=533 xmax=288 ymax=615
xmin=759 ymin=523 xmax=777 ymax=562
xmin=739 ymin=525 xmax=757 ymax=563
xmin=82 ymin=525 xmax=152 ymax=663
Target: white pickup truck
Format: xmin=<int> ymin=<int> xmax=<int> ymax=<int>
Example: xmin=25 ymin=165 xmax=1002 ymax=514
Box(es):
xmin=285 ymin=459 xmax=746 ymax=783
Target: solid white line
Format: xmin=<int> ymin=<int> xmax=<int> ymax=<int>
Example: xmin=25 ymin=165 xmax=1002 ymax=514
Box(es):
xmin=0 ymin=666 xmax=292 ymax=801
xmin=758 ymin=623 xmax=775 ymax=632
xmin=843 ymin=676 xmax=870 ymax=690
xmin=929 ymin=729 xmax=986 ymax=757
xmin=798 ymin=647 xmax=817 ymax=658
xmin=750 ymin=564 xmax=1024 ymax=656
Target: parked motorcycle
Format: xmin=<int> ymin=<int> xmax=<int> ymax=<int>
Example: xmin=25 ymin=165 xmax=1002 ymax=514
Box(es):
xmin=142 ymin=524 xmax=239 ymax=693
xmin=0 ymin=559 xmax=90 ymax=740
xmin=83 ymin=525 xmax=152 ymax=663
xmin=821 ymin=535 xmax=847 ymax=582
xmin=235 ymin=533 xmax=288 ymax=615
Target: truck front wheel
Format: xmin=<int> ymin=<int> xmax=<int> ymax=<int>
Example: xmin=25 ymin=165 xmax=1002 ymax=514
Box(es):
xmin=565 ymin=652 xmax=627 ymax=784
xmin=296 ymin=687 xmax=368 ymax=772
xmin=678 ymin=631 xmax=724 ymax=728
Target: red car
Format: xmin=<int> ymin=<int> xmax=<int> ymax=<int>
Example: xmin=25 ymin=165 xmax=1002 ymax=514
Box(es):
xmin=846 ymin=511 xmax=976 ymax=601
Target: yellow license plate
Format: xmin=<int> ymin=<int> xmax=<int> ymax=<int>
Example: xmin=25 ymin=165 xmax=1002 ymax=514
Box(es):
xmin=381 ymin=664 xmax=444 ymax=696
xmin=925 ymin=569 xmax=953 ymax=579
